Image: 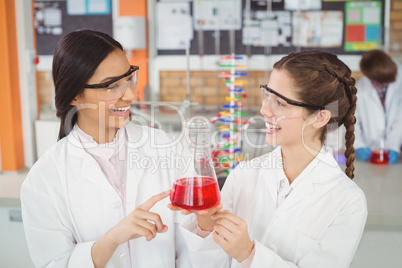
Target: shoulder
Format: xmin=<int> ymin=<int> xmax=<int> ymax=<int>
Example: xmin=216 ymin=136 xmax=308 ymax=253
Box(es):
xmin=314 ymin=158 xmax=366 ymax=208
xmin=355 ymin=76 xmax=372 ymax=95
xmin=226 ymin=148 xmax=281 ymax=184
xmin=125 ymin=122 xmax=176 ymax=146
xmin=125 ymin=122 xmax=185 ymax=158
xmin=22 ymin=137 xmax=70 ymax=195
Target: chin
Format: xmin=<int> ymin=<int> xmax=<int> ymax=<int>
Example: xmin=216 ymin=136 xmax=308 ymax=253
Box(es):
xmin=265 ymin=135 xmax=279 ymax=147
xmin=113 ymin=115 xmax=130 ymax=130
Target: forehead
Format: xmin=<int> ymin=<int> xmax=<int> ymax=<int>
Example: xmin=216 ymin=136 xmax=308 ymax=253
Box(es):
xmin=87 ymin=49 xmax=131 ymax=84
xmin=267 ymin=69 xmax=300 ymax=101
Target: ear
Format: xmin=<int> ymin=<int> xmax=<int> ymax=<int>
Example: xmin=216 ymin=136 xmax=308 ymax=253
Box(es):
xmin=312 ymin=110 xmax=331 ymax=129
xmin=70 ymin=96 xmax=80 ymax=106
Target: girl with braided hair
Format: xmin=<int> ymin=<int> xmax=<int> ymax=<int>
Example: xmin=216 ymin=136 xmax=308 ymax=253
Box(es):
xmin=174 ymin=50 xmax=367 ymax=268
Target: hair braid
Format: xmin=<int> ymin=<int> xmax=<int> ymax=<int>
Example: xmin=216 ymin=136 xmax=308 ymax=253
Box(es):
xmin=343 ymin=77 xmax=357 ymax=179
xmin=323 ymin=63 xmax=357 ymax=179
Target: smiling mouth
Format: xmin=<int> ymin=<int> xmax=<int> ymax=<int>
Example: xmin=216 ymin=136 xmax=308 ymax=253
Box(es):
xmin=265 ymin=121 xmax=281 ymax=131
xmin=109 ymin=106 xmax=130 ymax=113
xmin=265 ymin=121 xmax=281 ymax=133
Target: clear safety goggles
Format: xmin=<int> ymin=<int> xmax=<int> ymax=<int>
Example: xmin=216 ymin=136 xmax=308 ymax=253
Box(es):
xmin=84 ymin=65 xmax=139 ymax=101
xmin=260 ymin=84 xmax=324 ymax=119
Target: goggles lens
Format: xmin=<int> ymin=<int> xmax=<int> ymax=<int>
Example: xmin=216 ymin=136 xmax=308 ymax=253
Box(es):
xmin=85 ymin=66 xmax=139 ymax=101
xmin=96 ymin=70 xmax=138 ymax=101
xmin=260 ymin=87 xmax=303 ymax=119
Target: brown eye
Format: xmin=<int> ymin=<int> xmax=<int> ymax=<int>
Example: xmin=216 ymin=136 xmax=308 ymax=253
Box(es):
xmin=277 ymin=99 xmax=286 ymax=107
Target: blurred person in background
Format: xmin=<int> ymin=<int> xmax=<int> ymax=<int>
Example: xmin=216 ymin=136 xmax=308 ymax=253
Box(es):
xmin=354 ymin=49 xmax=402 ymax=164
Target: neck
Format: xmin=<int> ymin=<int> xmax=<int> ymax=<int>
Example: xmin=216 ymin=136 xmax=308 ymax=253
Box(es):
xmin=76 ymin=121 xmax=118 ymax=144
xmin=281 ymin=139 xmax=322 ymax=184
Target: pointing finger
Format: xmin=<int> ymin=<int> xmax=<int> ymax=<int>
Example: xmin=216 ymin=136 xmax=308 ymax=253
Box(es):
xmin=138 ymin=190 xmax=171 ymax=211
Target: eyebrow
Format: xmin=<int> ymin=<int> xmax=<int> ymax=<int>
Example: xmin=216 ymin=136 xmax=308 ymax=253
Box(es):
xmin=98 ymin=66 xmax=132 ymax=83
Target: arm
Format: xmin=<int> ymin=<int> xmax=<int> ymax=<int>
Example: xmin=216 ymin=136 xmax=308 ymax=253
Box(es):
xmin=385 ymin=98 xmax=402 ymax=154
xmin=91 ymin=191 xmax=170 ymax=267
xmin=21 ymin=175 xmax=170 ymax=268
xmin=21 ymin=177 xmax=94 ymax=267
xmin=175 ymin=174 xmax=236 ymax=268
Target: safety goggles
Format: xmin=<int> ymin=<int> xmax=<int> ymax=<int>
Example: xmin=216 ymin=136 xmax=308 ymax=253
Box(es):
xmin=260 ymin=84 xmax=324 ymax=119
xmin=84 ymin=65 xmax=139 ymax=101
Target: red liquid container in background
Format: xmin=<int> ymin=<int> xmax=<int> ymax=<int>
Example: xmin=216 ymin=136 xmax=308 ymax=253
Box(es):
xmin=369 ymin=150 xmax=389 ymax=165
xmin=170 ymin=177 xmax=221 ymax=210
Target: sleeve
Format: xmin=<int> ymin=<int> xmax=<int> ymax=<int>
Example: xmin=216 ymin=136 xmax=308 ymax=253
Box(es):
xmin=385 ymin=95 xmax=402 ymax=153
xmin=249 ymin=192 xmax=367 ymax=268
xmin=179 ymin=215 xmax=231 ymax=268
xmin=21 ymin=168 xmax=95 ymax=268
xmin=177 ymin=169 xmax=239 ymax=268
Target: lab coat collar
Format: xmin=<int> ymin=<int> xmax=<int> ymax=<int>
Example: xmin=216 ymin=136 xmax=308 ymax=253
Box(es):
xmin=64 ymin=122 xmax=148 ymax=198
xmin=271 ymin=146 xmax=342 ymax=213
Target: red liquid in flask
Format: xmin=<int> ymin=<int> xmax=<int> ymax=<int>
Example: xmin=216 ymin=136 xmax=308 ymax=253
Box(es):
xmin=369 ymin=150 xmax=389 ymax=165
xmin=170 ymin=177 xmax=221 ymax=210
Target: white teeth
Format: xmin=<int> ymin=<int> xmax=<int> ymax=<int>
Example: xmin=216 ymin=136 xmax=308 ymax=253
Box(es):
xmin=265 ymin=122 xmax=280 ymax=131
xmin=110 ymin=106 xmax=130 ymax=113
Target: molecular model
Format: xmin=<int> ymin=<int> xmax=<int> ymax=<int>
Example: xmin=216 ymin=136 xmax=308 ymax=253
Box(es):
xmin=211 ymin=55 xmax=250 ymax=176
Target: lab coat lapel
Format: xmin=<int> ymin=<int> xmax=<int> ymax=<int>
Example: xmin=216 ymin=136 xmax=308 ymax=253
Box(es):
xmin=66 ymin=129 xmax=117 ymax=195
xmin=277 ymin=149 xmax=339 ymax=213
xmin=124 ymin=123 xmax=149 ymax=212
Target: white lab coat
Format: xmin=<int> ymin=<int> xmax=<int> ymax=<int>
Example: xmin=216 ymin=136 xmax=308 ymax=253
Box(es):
xmin=355 ymin=65 xmax=402 ymax=153
xmin=21 ymin=122 xmax=194 ymax=268
xmin=180 ymin=146 xmax=367 ymax=268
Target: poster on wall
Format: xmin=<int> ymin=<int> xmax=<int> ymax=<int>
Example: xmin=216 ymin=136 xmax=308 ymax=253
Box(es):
xmin=157 ymin=2 xmax=193 ymax=49
xmin=34 ymin=1 xmax=63 ymax=35
xmin=193 ymin=0 xmax=242 ymax=30
xmin=66 ymin=0 xmax=111 ymax=15
xmin=243 ymin=11 xmax=292 ymax=47
xmin=292 ymin=11 xmax=343 ymax=48
xmin=344 ymin=1 xmax=382 ymax=51
xmin=284 ymin=0 xmax=321 ymax=10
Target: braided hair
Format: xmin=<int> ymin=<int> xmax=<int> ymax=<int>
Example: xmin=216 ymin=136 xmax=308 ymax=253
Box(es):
xmin=273 ymin=50 xmax=357 ymax=179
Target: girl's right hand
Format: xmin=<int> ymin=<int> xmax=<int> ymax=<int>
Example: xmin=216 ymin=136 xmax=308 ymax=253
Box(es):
xmin=107 ymin=190 xmax=171 ymax=246
xmin=167 ymin=203 xmax=223 ymax=231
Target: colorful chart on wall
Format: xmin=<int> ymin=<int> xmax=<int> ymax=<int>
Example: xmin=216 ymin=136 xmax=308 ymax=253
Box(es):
xmin=66 ymin=0 xmax=111 ymax=15
xmin=344 ymin=1 xmax=382 ymax=51
xmin=156 ymin=0 xmax=385 ymax=56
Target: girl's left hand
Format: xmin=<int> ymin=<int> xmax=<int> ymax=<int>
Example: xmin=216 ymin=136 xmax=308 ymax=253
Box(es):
xmin=211 ymin=210 xmax=254 ymax=262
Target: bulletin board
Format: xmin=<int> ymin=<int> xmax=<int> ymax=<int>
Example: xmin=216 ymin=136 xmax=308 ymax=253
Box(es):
xmin=35 ymin=0 xmax=113 ymax=56
xmin=156 ymin=0 xmax=386 ymax=56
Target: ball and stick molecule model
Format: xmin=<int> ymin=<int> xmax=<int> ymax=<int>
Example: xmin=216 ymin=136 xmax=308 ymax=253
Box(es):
xmin=211 ymin=55 xmax=250 ymax=176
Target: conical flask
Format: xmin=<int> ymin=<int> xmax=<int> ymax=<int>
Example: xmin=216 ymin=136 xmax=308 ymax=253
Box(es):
xmin=369 ymin=131 xmax=389 ymax=164
xmin=170 ymin=117 xmax=221 ymax=210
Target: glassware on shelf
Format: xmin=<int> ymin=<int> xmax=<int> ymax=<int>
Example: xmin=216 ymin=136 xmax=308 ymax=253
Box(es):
xmin=170 ymin=117 xmax=221 ymax=210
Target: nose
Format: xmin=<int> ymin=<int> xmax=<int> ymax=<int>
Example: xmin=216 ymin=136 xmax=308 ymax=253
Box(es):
xmin=121 ymin=82 xmax=136 ymax=102
xmin=260 ymin=100 xmax=274 ymax=118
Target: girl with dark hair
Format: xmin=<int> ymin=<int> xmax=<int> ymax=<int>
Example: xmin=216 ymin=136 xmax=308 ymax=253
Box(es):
xmin=20 ymin=30 xmax=195 ymax=267
xmin=175 ymin=50 xmax=367 ymax=268
xmin=354 ymin=49 xmax=402 ymax=164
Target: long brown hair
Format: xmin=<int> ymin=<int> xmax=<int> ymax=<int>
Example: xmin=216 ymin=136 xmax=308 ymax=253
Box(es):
xmin=52 ymin=29 xmax=123 ymax=140
xmin=273 ymin=50 xmax=357 ymax=179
